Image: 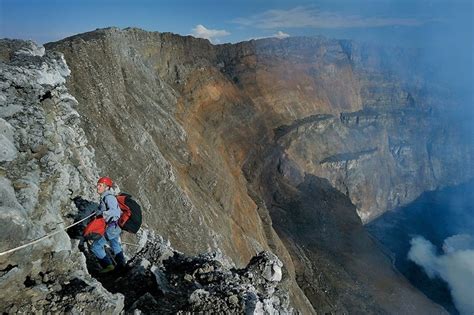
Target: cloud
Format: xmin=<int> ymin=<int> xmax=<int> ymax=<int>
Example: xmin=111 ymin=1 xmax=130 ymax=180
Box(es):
xmin=234 ymin=6 xmax=424 ymax=29
xmin=244 ymin=31 xmax=290 ymax=42
xmin=273 ymin=31 xmax=290 ymax=39
xmin=191 ymin=24 xmax=230 ymax=43
xmin=408 ymin=235 xmax=474 ymax=315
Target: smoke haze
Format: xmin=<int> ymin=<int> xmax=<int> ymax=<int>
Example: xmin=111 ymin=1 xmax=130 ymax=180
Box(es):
xmin=408 ymin=235 xmax=474 ymax=315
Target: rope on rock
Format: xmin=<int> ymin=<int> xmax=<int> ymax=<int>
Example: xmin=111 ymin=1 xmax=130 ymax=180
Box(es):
xmin=122 ymin=241 xmax=140 ymax=247
xmin=0 ymin=212 xmax=96 ymax=257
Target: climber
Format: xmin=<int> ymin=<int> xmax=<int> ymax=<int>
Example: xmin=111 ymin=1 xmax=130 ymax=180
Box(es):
xmin=91 ymin=176 xmax=126 ymax=273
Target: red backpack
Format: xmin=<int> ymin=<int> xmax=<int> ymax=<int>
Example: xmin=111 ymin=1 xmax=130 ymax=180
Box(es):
xmin=83 ymin=217 xmax=106 ymax=240
xmin=116 ymin=193 xmax=142 ymax=233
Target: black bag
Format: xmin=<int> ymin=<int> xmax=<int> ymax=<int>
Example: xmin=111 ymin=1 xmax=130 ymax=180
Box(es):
xmin=116 ymin=193 xmax=142 ymax=233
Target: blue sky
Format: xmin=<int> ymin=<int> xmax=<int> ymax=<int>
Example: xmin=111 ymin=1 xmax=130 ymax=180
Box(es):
xmin=0 ymin=0 xmax=472 ymax=94
xmin=0 ymin=0 xmax=472 ymax=46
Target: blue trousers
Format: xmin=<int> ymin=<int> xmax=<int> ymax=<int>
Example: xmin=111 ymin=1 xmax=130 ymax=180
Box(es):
xmin=91 ymin=224 xmax=122 ymax=259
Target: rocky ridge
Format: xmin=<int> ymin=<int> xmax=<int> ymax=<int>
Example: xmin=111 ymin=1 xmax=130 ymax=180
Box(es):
xmin=0 ymin=39 xmax=123 ymax=312
xmin=99 ymin=230 xmax=291 ymax=314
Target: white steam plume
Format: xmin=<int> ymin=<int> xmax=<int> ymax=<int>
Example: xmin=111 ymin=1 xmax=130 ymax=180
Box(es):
xmin=408 ymin=235 xmax=474 ymax=315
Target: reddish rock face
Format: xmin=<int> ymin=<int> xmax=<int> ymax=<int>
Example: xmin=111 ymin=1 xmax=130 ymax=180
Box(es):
xmin=43 ymin=27 xmax=470 ymax=313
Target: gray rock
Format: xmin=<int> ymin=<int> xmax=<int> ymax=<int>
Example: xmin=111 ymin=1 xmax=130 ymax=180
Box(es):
xmin=0 ymin=39 xmax=121 ymax=314
xmin=0 ymin=118 xmax=17 ymax=161
xmin=189 ymin=288 xmax=210 ymax=304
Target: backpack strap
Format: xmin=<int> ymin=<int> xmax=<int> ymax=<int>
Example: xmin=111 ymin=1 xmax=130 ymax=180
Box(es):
xmin=101 ymin=195 xmax=115 ymax=224
xmin=101 ymin=195 xmax=109 ymax=211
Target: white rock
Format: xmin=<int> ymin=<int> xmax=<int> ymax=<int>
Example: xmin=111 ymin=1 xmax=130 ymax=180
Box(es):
xmin=0 ymin=135 xmax=17 ymax=162
xmin=36 ymin=65 xmax=65 ymax=86
xmin=189 ymin=289 xmax=210 ymax=304
xmin=15 ymin=170 xmax=40 ymax=214
xmin=0 ymin=118 xmax=17 ymax=161
xmin=14 ymin=41 xmax=45 ymax=57
xmin=0 ymin=177 xmax=26 ymax=217
xmin=0 ymin=94 xmax=7 ymax=106
xmin=0 ymin=104 xmax=23 ymax=118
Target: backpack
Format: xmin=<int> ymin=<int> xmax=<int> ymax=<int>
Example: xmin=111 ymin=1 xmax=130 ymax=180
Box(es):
xmin=116 ymin=193 xmax=142 ymax=233
xmin=83 ymin=217 xmax=106 ymax=240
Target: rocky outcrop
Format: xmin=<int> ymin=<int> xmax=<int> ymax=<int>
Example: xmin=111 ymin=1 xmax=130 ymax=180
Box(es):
xmin=0 ymin=39 xmax=292 ymax=314
xmin=0 ymin=39 xmax=123 ymax=313
xmin=102 ymin=231 xmax=291 ymax=314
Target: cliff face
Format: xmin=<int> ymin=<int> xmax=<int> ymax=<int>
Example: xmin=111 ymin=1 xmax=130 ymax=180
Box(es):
xmin=0 ymin=39 xmax=295 ymax=314
xmin=45 ymin=28 xmax=473 ymax=250
xmin=1 ymin=27 xmax=470 ymax=313
xmin=277 ymin=108 xmax=472 ymax=222
xmin=0 ymin=40 xmax=124 ymax=312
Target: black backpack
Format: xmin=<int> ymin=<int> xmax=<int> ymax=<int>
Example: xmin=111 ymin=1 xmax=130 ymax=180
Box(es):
xmin=103 ymin=193 xmax=142 ymax=233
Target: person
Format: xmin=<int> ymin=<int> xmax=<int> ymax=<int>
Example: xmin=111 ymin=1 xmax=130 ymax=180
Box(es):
xmin=91 ymin=176 xmax=126 ymax=273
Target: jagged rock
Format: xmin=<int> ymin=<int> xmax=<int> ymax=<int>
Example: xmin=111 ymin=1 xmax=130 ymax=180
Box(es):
xmin=130 ymin=292 xmax=160 ymax=313
xmin=0 ymin=118 xmax=17 ymax=161
xmin=0 ymin=39 xmax=122 ymax=313
xmin=245 ymin=251 xmax=283 ymax=283
xmin=76 ymin=228 xmax=292 ymax=314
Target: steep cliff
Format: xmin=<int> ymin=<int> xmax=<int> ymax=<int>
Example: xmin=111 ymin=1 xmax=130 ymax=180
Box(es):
xmin=1 ymin=26 xmax=470 ymax=313
xmin=277 ymin=108 xmax=472 ymax=222
xmin=44 ymin=27 xmax=471 ymax=312
xmin=0 ymin=39 xmax=123 ymax=313
xmin=0 ymin=39 xmax=296 ymax=314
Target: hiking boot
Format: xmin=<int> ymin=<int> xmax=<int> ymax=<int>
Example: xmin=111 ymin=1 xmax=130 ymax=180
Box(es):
xmin=99 ymin=264 xmax=115 ymax=273
xmin=115 ymin=251 xmax=126 ymax=267
xmin=98 ymin=256 xmax=115 ymax=273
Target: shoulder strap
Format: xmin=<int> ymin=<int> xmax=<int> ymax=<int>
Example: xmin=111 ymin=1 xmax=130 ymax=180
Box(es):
xmin=102 ymin=195 xmax=110 ymax=211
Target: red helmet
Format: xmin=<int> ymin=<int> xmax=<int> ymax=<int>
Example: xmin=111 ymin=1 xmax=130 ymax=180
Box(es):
xmin=97 ymin=176 xmax=113 ymax=187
